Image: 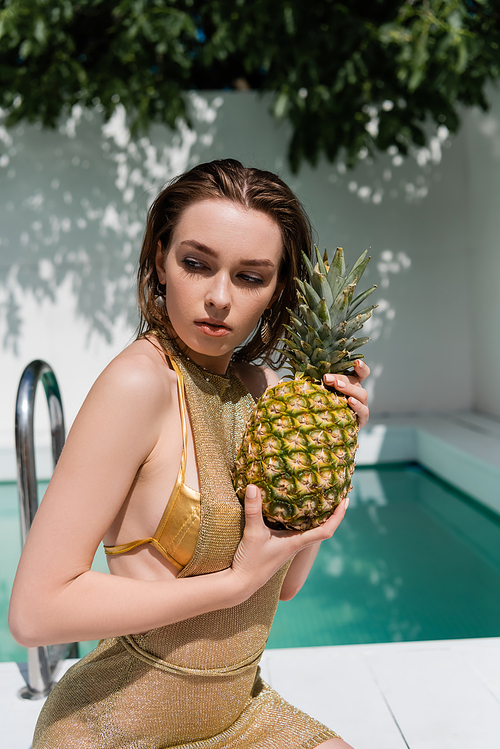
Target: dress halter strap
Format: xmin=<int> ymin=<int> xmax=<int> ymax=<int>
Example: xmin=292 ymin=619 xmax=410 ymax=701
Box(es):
xmin=104 ymin=347 xmax=201 ymax=570
xmin=166 ymin=353 xmax=189 ymax=488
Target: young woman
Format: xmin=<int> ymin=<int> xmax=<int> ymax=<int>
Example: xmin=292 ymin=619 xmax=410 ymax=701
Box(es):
xmin=10 ymin=159 xmax=370 ymax=748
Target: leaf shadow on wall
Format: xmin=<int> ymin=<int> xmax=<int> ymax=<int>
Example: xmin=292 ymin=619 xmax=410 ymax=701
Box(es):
xmin=0 ymin=94 xmax=224 ymax=354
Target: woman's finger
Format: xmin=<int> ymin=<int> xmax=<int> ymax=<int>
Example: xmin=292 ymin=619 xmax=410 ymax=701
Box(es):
xmin=353 ymin=359 xmax=370 ymax=382
xmin=243 ymin=483 xmax=350 ymax=544
xmin=244 ymin=484 xmax=264 ymax=520
xmin=299 ymin=495 xmax=349 ymax=544
xmin=328 ymin=376 xmax=367 ymax=404
xmin=245 ymin=484 xmax=262 ymax=517
xmin=347 ymin=396 xmax=369 ymax=427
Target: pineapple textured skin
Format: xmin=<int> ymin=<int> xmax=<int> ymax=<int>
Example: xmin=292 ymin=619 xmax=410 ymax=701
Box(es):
xmin=234 ymin=376 xmax=358 ymax=531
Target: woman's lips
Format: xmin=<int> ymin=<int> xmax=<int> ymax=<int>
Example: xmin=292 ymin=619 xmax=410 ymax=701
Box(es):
xmin=194 ymin=320 xmax=231 ymax=337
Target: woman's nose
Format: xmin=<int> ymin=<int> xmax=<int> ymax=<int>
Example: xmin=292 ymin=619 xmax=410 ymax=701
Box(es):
xmin=205 ymin=273 xmax=231 ymax=309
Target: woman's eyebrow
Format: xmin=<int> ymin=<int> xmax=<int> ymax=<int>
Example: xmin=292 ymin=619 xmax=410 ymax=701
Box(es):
xmin=180 ymin=239 xmax=218 ymax=257
xmin=179 ymin=240 xmax=276 ymax=268
xmin=242 ymin=258 xmax=276 ymax=268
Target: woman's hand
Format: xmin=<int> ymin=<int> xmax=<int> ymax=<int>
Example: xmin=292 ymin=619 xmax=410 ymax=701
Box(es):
xmin=323 ymin=359 xmax=370 ymax=427
xmin=231 ymin=484 xmax=348 ymax=600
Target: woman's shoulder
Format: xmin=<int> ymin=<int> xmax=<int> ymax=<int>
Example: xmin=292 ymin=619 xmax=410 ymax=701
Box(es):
xmin=57 ymin=337 xmax=178 ymax=482
xmin=84 ymin=336 xmax=177 ymax=416
xmin=231 ymin=361 xmax=280 ymax=401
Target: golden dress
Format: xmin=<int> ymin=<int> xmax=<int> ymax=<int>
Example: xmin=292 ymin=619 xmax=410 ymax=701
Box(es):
xmin=33 ymin=339 xmax=339 ymax=748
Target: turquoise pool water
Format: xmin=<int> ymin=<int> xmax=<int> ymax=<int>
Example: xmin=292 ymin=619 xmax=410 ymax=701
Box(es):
xmin=2 ymin=464 xmax=500 ymax=661
xmin=268 ymin=464 xmax=500 ymax=647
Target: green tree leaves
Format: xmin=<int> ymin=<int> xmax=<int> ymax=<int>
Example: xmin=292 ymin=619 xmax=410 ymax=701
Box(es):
xmin=1 ymin=0 xmax=499 ymax=170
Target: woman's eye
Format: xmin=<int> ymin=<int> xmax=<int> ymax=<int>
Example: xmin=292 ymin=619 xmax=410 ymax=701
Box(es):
xmin=182 ymin=259 xmax=262 ymax=285
xmin=239 ymin=274 xmax=263 ymax=285
xmin=182 ymin=258 xmax=206 ymax=272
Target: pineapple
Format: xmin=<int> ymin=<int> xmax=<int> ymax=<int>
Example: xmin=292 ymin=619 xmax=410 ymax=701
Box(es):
xmin=233 ymin=246 xmax=376 ymax=531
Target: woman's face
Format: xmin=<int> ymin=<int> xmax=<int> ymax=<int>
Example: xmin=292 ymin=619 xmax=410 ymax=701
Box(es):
xmin=155 ymin=199 xmax=283 ymax=373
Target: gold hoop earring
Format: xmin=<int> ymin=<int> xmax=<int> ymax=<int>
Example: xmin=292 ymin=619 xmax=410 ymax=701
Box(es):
xmin=260 ymin=308 xmax=272 ymax=344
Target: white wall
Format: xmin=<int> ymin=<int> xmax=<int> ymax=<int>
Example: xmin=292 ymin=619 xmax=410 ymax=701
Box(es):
xmin=465 ymin=91 xmax=500 ymax=418
xmin=2 ymin=89 xmax=498 ymax=472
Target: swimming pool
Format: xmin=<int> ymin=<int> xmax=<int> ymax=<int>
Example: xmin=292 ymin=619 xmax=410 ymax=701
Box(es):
xmin=2 ymin=464 xmax=500 ymax=662
xmin=268 ymin=464 xmax=500 ymax=647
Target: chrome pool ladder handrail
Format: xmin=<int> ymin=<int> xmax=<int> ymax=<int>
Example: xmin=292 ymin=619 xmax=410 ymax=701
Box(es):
xmin=15 ymin=360 xmax=78 ymax=699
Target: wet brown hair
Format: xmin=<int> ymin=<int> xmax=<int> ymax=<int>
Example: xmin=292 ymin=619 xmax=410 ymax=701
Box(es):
xmin=137 ymin=158 xmax=313 ymax=365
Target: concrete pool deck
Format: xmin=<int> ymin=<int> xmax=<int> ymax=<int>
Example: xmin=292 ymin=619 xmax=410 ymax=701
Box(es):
xmin=2 ymin=636 xmax=499 ymax=748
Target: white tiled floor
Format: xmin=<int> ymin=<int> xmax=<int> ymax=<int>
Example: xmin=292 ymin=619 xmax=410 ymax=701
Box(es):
xmin=2 ymin=637 xmax=500 ymax=749
xmin=261 ymin=638 xmax=500 ymax=749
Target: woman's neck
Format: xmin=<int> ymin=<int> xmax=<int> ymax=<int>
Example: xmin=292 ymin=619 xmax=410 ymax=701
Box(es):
xmin=153 ymin=328 xmax=233 ymax=376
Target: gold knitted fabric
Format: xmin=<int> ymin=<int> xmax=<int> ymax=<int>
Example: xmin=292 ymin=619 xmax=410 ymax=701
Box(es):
xmin=33 ymin=336 xmax=340 ymax=748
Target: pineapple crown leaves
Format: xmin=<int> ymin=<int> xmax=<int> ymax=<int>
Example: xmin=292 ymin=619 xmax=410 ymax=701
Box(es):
xmin=281 ymin=246 xmax=377 ymax=379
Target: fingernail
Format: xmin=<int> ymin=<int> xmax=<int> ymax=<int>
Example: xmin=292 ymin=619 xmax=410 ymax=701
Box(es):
xmin=355 ymin=360 xmax=363 ymax=368
xmin=246 ymin=485 xmax=258 ymax=499
xmin=349 ymin=397 xmax=358 ymax=406
xmin=324 ymin=374 xmax=334 ymax=383
xmin=335 ymin=379 xmax=345 ymax=389
xmin=345 ymin=497 xmax=350 ymax=509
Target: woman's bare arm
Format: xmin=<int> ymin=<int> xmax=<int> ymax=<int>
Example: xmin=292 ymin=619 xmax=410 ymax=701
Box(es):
xmin=9 ymin=350 xmax=244 ymax=646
